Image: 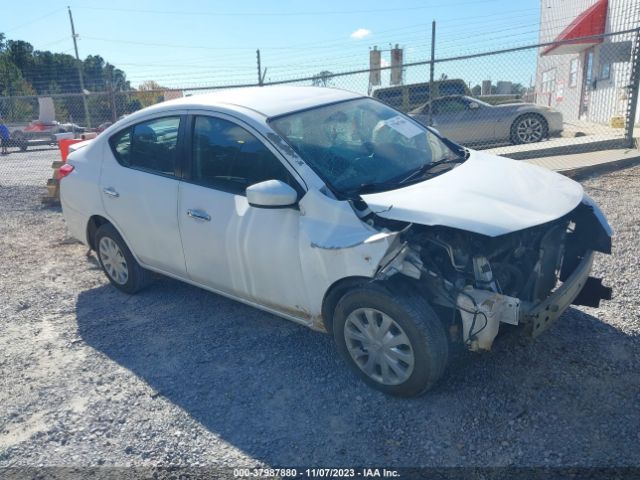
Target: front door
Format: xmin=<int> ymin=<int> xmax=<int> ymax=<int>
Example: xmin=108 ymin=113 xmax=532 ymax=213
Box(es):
xmin=177 ymin=113 xmax=309 ymax=312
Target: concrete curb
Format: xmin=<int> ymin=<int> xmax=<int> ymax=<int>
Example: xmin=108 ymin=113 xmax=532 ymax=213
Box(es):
xmin=559 ymin=154 xmax=640 ymax=180
xmin=503 ymin=138 xmax=628 ymax=160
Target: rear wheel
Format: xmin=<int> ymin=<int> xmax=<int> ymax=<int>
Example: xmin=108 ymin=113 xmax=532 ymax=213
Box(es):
xmin=511 ymin=114 xmax=548 ymax=144
xmin=333 ymin=284 xmax=448 ymax=397
xmin=95 ymin=223 xmax=151 ymax=294
xmin=11 ymin=132 xmax=28 ymax=151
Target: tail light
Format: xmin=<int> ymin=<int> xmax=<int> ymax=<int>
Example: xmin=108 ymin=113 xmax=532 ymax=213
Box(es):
xmin=58 ymin=163 xmax=74 ymax=179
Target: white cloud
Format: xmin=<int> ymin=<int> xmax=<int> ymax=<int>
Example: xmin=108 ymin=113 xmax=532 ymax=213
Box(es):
xmin=350 ymin=28 xmax=372 ymax=40
xmin=380 ymin=58 xmax=390 ymax=68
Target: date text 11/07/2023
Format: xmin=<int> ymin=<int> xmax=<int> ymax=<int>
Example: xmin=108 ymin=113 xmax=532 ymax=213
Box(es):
xmin=233 ymin=468 xmax=401 ymax=478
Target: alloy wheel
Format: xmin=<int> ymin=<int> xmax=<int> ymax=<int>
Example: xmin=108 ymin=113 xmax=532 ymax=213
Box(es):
xmin=344 ymin=307 xmax=415 ymax=385
xmin=516 ymin=117 xmax=544 ymax=143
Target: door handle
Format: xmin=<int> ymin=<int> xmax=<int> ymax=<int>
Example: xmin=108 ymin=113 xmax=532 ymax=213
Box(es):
xmin=103 ymin=187 xmax=119 ymax=198
xmin=186 ymin=209 xmax=211 ymax=221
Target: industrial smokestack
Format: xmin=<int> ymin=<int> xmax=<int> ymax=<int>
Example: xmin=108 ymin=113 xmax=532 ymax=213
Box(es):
xmin=369 ymin=47 xmax=381 ymax=86
xmin=390 ymin=44 xmax=403 ymax=86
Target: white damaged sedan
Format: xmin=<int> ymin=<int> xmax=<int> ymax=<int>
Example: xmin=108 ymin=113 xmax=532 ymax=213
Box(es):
xmin=60 ymin=86 xmax=612 ymax=397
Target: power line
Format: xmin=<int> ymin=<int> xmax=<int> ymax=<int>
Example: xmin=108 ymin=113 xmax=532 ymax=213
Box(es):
xmin=4 ymin=8 xmax=65 ymax=33
xmin=72 ymin=0 xmax=507 ymax=18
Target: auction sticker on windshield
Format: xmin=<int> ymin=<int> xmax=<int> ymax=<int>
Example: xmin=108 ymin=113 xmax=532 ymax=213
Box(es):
xmin=384 ymin=115 xmax=423 ymax=138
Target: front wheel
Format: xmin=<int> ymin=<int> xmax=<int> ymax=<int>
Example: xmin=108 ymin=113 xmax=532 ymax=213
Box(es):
xmin=510 ymin=114 xmax=548 ymax=144
xmin=333 ymin=284 xmax=449 ymax=397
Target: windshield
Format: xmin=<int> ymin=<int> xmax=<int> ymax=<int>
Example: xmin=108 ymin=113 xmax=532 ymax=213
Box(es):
xmin=269 ymin=98 xmax=463 ymax=195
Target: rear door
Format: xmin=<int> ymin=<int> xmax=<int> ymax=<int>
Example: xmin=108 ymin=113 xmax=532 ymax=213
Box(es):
xmin=100 ymin=113 xmax=187 ymax=276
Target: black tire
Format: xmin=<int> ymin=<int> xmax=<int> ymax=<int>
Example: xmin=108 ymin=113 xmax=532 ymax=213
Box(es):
xmin=333 ymin=283 xmax=449 ymax=397
xmin=510 ymin=113 xmax=548 ymax=145
xmin=11 ymin=133 xmax=28 ymax=151
xmin=95 ymin=223 xmax=152 ymax=294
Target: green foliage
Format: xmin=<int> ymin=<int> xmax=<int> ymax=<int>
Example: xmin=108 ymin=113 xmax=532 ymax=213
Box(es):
xmin=0 ymin=33 xmax=131 ymax=97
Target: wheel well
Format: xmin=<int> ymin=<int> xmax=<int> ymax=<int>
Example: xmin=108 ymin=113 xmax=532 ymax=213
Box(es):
xmin=321 ymin=276 xmax=371 ymax=334
xmin=320 ymin=275 xmax=427 ymax=334
xmin=86 ymin=215 xmax=111 ymax=250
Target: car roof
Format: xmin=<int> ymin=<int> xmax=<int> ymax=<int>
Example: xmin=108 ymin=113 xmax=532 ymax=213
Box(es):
xmin=157 ymin=86 xmax=363 ymax=119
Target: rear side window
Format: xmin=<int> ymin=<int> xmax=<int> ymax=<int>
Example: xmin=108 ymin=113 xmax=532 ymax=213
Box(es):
xmin=191 ymin=116 xmax=298 ymax=195
xmin=409 ymin=85 xmax=430 ymax=105
xmin=109 ymin=116 xmax=181 ymax=176
xmin=374 ymin=89 xmax=403 ymax=107
xmin=439 ymin=82 xmax=466 ymax=97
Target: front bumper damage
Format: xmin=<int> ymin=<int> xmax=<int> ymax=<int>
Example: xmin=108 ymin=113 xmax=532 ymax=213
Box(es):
xmin=451 ymin=252 xmax=611 ymax=350
xmin=371 ymin=194 xmax=612 ymax=352
xmin=522 ymin=251 xmax=606 ymax=338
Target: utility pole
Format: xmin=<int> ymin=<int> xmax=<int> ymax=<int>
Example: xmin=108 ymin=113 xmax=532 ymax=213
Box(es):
xmin=256 ymin=49 xmax=267 ymax=86
xmin=256 ymin=49 xmax=263 ymax=86
xmin=108 ymin=67 xmax=117 ymax=122
xmin=428 ymin=20 xmax=436 ymax=127
xmin=68 ymin=6 xmax=91 ymax=128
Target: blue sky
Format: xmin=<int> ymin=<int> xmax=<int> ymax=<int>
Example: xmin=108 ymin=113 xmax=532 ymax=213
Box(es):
xmin=3 ymin=0 xmax=543 ymax=92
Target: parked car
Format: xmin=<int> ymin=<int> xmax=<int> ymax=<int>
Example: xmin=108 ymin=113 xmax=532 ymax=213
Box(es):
xmin=60 ymin=86 xmax=611 ymax=397
xmin=10 ymin=120 xmax=86 ymax=151
xmin=371 ymin=79 xmax=470 ymax=113
xmin=409 ymin=95 xmax=563 ymax=146
xmin=96 ymin=122 xmax=113 ymax=135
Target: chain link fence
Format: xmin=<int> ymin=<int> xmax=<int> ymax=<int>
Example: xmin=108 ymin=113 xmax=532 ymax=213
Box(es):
xmin=1 ymin=29 xmax=638 ymax=189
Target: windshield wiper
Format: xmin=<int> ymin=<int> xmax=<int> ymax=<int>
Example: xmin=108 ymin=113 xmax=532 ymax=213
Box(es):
xmin=342 ymin=148 xmax=470 ymax=196
xmin=398 ymin=153 xmax=468 ymax=185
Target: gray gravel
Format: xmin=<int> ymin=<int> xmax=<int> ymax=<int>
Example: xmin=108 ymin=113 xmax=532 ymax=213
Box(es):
xmin=0 ymin=150 xmax=639 ymax=468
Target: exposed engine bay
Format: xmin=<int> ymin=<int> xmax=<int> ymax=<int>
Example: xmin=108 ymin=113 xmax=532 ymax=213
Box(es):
xmin=364 ymin=198 xmax=612 ymax=351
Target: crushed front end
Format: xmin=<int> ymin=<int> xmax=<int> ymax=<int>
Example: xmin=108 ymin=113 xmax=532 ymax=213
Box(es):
xmin=372 ymin=194 xmax=612 ymax=351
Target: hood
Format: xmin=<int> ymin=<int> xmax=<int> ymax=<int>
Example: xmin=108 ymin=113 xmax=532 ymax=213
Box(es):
xmin=360 ymin=150 xmax=584 ymax=237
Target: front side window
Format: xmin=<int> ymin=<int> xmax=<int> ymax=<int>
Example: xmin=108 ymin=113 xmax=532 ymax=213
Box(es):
xmin=191 ymin=116 xmax=298 ymax=195
xmin=109 ymin=116 xmax=181 ymax=176
xmin=433 ymin=98 xmax=468 ymax=114
xmin=270 ymin=98 xmax=463 ymax=195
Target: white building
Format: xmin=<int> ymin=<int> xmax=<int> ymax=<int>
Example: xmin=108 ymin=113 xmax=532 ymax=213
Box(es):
xmin=535 ymin=0 xmax=640 ymax=125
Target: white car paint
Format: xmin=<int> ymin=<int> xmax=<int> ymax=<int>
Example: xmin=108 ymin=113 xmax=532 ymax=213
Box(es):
xmin=60 ymin=86 xmax=597 ymax=333
xmin=361 ymin=149 xmax=585 ymax=237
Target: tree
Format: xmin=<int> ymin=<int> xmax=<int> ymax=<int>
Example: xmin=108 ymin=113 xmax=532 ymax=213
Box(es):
xmin=0 ymin=32 xmax=132 ymax=97
xmin=135 ymin=80 xmax=168 ymax=108
xmin=311 ymin=70 xmax=334 ymax=87
xmin=511 ymin=82 xmax=526 ymax=95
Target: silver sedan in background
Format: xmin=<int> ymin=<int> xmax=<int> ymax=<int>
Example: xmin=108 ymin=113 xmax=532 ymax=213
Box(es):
xmin=409 ymin=95 xmax=563 ymax=146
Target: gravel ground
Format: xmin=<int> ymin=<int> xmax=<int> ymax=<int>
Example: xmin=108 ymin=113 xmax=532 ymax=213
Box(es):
xmin=0 ymin=150 xmax=639 ymax=469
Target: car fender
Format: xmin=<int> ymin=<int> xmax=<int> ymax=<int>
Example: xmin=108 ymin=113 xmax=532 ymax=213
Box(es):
xmin=297 ymin=188 xmax=401 ymax=328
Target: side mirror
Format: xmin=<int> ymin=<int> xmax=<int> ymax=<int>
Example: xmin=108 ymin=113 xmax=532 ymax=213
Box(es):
xmin=246 ymin=180 xmax=298 ymax=208
xmin=468 ymin=101 xmax=480 ymax=110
